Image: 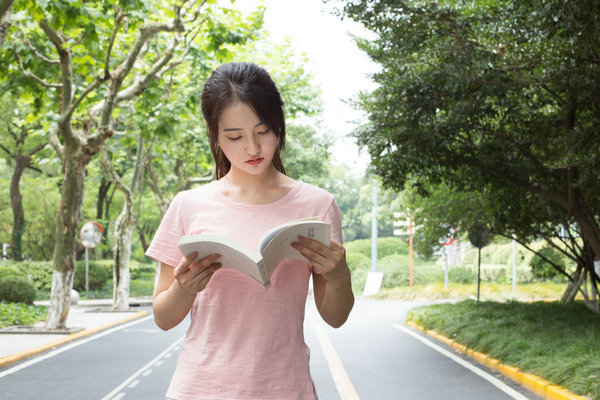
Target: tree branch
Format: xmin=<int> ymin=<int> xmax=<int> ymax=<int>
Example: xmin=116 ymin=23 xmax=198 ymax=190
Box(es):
xmin=114 ymin=36 xmax=179 ymax=103
xmin=66 ymin=75 xmax=109 ymax=121
xmin=48 ymin=130 xmax=64 ymax=160
xmin=24 ymin=39 xmax=60 ymax=64
xmin=13 ymin=46 xmax=62 ymax=88
xmin=88 ymin=18 xmax=185 ymax=149
xmin=100 ymin=147 xmax=132 ymax=198
xmin=104 ymin=8 xmax=125 ymax=79
xmin=39 ymin=18 xmax=74 ymax=116
xmin=26 ymin=142 xmax=46 ymax=159
xmin=0 ymin=141 xmax=12 ymax=156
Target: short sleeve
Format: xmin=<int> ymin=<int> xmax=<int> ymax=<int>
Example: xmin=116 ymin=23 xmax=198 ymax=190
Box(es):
xmin=145 ymin=193 xmax=186 ymax=267
xmin=322 ymin=199 xmax=343 ymax=245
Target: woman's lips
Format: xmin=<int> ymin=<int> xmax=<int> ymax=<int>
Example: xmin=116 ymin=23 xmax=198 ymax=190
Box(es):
xmin=246 ymin=157 xmax=264 ymax=166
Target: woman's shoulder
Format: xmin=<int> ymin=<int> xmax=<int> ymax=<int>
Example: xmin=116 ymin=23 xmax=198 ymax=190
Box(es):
xmin=295 ymin=180 xmax=335 ymax=202
xmin=172 ymin=180 xmax=218 ymax=204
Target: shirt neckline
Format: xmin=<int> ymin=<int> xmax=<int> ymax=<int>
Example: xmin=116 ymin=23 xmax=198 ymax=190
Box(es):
xmin=209 ymin=180 xmax=304 ymax=209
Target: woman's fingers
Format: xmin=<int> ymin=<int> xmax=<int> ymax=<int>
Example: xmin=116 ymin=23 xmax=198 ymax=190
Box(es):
xmin=174 ymin=253 xmax=222 ymax=293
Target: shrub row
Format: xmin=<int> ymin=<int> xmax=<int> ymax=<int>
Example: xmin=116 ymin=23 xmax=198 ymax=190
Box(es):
xmin=0 ymin=260 xmax=157 ymax=302
xmin=345 ymin=237 xmax=572 ymax=294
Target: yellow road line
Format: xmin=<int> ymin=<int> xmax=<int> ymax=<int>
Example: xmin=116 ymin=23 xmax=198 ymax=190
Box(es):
xmin=311 ymin=320 xmax=360 ymax=400
xmin=404 ymin=320 xmax=588 ymax=400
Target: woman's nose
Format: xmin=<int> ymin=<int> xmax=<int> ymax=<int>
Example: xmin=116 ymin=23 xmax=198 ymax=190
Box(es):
xmin=246 ymin=134 xmax=260 ymax=154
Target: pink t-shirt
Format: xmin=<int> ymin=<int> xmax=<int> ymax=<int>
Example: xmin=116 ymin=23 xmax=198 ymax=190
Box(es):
xmin=146 ymin=180 xmax=342 ymax=400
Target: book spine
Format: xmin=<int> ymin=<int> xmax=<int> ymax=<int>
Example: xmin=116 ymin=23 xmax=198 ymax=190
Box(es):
xmin=257 ymin=260 xmax=269 ymax=285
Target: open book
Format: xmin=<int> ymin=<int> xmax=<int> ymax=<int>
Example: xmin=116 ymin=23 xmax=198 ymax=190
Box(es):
xmin=177 ymin=217 xmax=331 ymax=288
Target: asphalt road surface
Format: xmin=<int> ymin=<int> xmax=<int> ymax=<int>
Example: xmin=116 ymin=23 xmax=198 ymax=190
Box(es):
xmin=0 ymin=299 xmax=544 ymax=400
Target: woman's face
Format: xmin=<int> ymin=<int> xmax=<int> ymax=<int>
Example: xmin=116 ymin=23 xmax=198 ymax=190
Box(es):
xmin=217 ymin=102 xmax=279 ymax=178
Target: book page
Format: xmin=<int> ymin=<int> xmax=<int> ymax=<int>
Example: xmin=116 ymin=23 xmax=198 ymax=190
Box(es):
xmin=260 ymin=221 xmax=331 ymax=278
xmin=258 ymin=216 xmax=321 ymax=253
xmin=178 ymin=235 xmax=267 ymax=286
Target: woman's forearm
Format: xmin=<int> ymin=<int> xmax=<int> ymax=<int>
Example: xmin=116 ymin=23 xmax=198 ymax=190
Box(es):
xmin=316 ymin=276 xmax=354 ymax=328
xmin=153 ymin=280 xmax=197 ymax=330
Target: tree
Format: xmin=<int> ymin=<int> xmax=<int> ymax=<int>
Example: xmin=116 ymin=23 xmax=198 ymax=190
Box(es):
xmin=101 ymin=134 xmax=146 ymax=310
xmin=341 ymin=0 xmax=600 ymax=311
xmin=0 ymin=92 xmax=49 ymax=260
xmin=0 ymin=0 xmax=13 ymax=44
xmin=4 ymin=0 xmax=261 ymax=329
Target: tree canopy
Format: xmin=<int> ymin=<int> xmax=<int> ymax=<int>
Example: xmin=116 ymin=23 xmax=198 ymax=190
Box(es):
xmin=341 ymin=0 xmax=600 ymax=311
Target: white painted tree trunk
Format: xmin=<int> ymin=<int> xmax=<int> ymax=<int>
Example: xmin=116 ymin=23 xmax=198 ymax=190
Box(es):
xmin=112 ymin=209 xmax=134 ymax=310
xmin=110 ymin=135 xmax=146 ymax=311
xmin=45 ymin=269 xmax=75 ymax=329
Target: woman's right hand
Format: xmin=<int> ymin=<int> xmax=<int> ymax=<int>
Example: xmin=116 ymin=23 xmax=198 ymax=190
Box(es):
xmin=173 ymin=253 xmax=222 ymax=294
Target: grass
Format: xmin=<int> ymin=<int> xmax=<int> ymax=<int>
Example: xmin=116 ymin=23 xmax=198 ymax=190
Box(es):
xmin=406 ymin=300 xmax=600 ymax=399
xmin=369 ymin=281 xmax=572 ymax=302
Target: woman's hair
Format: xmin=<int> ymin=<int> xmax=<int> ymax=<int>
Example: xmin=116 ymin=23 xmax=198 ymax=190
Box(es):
xmin=201 ymin=62 xmax=286 ymax=180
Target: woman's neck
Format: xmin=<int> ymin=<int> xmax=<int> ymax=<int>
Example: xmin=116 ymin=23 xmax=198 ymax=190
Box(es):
xmin=219 ymin=166 xmax=297 ymax=205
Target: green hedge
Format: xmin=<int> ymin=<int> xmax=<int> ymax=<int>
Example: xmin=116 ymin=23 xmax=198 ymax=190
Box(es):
xmin=345 ymin=237 xmax=409 ymax=260
xmin=74 ymin=261 xmax=108 ymax=291
xmin=0 ymin=261 xmax=53 ymax=292
xmin=0 ymin=276 xmax=37 ymax=304
xmin=0 ymin=265 xmax=28 ymax=280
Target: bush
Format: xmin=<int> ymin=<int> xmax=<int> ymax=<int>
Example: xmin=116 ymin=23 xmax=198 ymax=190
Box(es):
xmin=0 ymin=260 xmax=54 ymax=293
xmin=21 ymin=261 xmax=53 ymax=292
xmin=448 ymin=266 xmax=476 ymax=283
xmin=0 ymin=302 xmax=47 ymax=328
xmin=347 ymin=252 xmax=370 ymax=274
xmin=490 ymin=244 xmax=513 ymax=265
xmin=378 ymin=237 xmax=409 ymax=258
xmin=131 ymin=263 xmax=157 ymax=280
xmin=130 ymin=279 xmax=155 ymax=297
xmin=0 ymin=276 xmax=37 ymax=304
xmin=74 ymin=261 xmax=108 ymax=291
xmin=0 ymin=265 xmax=27 ymax=280
xmin=345 ymin=237 xmax=409 ymax=260
xmin=345 ymin=239 xmax=371 ymax=258
xmin=530 ymin=247 xmax=565 ymax=279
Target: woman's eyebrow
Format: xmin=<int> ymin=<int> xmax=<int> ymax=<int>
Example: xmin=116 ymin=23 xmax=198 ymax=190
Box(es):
xmin=222 ymin=122 xmax=266 ymax=132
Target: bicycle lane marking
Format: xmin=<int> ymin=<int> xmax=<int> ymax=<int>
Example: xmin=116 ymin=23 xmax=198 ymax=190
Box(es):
xmin=311 ymin=318 xmax=360 ymax=400
xmin=100 ymin=336 xmax=184 ymax=400
xmin=394 ymin=324 xmax=531 ymax=400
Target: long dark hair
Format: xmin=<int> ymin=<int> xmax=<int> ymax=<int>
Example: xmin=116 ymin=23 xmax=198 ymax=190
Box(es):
xmin=201 ymin=62 xmax=286 ymax=180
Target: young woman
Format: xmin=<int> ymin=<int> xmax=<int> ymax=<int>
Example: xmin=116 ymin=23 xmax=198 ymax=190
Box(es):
xmin=147 ymin=62 xmax=354 ymax=400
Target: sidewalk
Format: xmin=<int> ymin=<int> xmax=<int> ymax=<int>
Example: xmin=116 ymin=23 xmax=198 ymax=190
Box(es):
xmin=0 ymin=297 xmax=153 ymax=368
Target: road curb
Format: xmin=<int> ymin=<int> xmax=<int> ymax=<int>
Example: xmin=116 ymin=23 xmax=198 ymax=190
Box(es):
xmin=0 ymin=310 xmax=148 ymax=368
xmin=405 ymin=320 xmax=590 ymax=400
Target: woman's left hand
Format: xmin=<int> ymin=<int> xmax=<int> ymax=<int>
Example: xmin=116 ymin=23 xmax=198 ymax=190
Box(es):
xmin=292 ymin=236 xmax=350 ymax=286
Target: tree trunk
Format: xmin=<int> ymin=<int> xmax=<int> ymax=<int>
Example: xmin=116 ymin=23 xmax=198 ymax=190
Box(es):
xmin=45 ymin=152 xmax=86 ymax=329
xmin=561 ymin=265 xmax=585 ymax=303
xmin=10 ymin=155 xmax=25 ymax=260
xmin=111 ymin=135 xmax=146 ymax=311
xmin=112 ymin=208 xmax=133 ymax=310
xmin=0 ymin=0 xmax=11 ymax=44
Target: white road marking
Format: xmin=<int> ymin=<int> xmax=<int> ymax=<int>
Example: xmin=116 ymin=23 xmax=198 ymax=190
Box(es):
xmin=101 ymin=336 xmax=184 ymax=400
xmin=0 ymin=316 xmax=154 ymax=379
xmin=312 ymin=320 xmax=360 ymax=400
xmin=394 ymin=324 xmax=531 ymax=400
xmin=128 ymin=379 xmax=140 ymax=388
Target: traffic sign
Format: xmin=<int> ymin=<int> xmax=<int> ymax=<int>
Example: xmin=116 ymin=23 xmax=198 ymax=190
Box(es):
xmin=80 ymin=222 xmax=103 ymax=249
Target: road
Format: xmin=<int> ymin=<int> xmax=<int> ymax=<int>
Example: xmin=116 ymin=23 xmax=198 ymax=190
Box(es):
xmin=0 ymin=299 xmax=543 ymax=400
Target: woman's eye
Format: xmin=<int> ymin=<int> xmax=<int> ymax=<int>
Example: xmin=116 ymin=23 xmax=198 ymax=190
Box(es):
xmin=228 ymin=136 xmax=242 ymax=141
xmin=257 ymin=129 xmax=271 ymax=135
